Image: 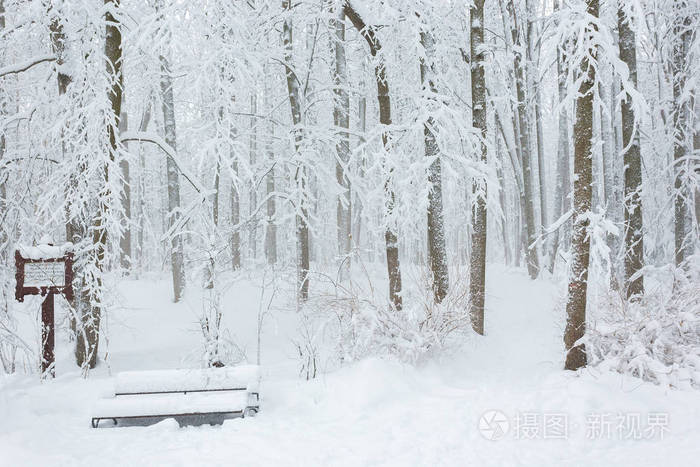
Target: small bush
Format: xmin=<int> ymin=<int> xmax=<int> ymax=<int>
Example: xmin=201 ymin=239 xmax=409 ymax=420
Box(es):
xmin=293 ymin=265 xmax=472 ymax=377
xmin=586 ymin=257 xmax=700 ymax=389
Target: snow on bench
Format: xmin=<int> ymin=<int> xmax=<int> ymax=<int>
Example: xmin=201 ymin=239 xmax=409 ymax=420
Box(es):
xmin=91 ymin=366 xmax=260 ymax=428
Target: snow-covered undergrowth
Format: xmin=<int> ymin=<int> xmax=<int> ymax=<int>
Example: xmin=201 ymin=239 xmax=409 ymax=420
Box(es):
xmin=294 ymin=265 xmax=472 ymax=378
xmin=1 ymin=265 xmax=699 ymax=466
xmin=587 ymin=257 xmax=700 ymax=389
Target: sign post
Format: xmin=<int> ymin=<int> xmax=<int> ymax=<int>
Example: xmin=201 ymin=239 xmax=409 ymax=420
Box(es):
xmin=15 ymin=243 xmax=74 ymax=379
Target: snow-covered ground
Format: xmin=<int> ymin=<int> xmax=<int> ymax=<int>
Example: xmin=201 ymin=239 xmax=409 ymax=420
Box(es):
xmin=1 ymin=266 xmax=698 ymax=466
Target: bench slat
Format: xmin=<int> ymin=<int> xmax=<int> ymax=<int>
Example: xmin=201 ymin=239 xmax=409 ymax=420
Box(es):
xmin=114 ymin=365 xmax=260 ymax=395
xmin=92 ymin=391 xmax=252 ymax=419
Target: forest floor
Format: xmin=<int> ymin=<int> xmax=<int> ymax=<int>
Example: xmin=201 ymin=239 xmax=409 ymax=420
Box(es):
xmin=1 ymin=265 xmax=698 ymax=466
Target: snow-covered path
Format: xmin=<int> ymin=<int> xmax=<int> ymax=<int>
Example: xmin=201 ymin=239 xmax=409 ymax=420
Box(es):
xmin=1 ymin=267 xmax=698 ymax=466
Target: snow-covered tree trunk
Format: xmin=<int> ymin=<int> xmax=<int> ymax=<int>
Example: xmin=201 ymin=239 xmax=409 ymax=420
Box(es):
xmin=564 ymin=0 xmax=598 ymax=371
xmin=136 ymin=102 xmax=152 ymax=272
xmin=469 ymin=0 xmax=487 ymax=335
xmin=264 ymin=69 xmax=277 ymax=265
xmin=0 ymin=0 xmax=5 ymax=260
xmin=159 ymin=53 xmax=185 ymax=301
xmin=265 ymin=132 xmax=277 ymax=265
xmin=283 ymin=0 xmax=310 ymax=301
xmin=344 ymin=1 xmax=402 ymax=310
xmin=333 ymin=4 xmax=351 ymax=280
xmin=420 ymin=29 xmax=449 ymax=304
xmin=248 ymin=93 xmax=258 ymax=263
xmin=119 ymin=107 xmax=131 ymax=271
xmin=617 ymin=2 xmax=644 ymax=297
xmin=231 ymin=130 xmax=241 ymax=270
xmin=671 ymin=3 xmax=692 ymax=266
xmin=599 ymin=74 xmax=619 ymax=288
xmin=50 ymin=9 xmax=82 ymax=336
xmin=503 ymin=0 xmax=539 ymax=278
xmin=76 ymin=0 xmax=123 ymax=369
xmin=353 ymin=95 xmax=366 ymax=251
xmin=548 ymin=0 xmax=571 ymax=273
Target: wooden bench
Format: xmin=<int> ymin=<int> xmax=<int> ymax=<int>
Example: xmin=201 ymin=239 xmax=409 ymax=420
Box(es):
xmin=91 ymin=365 xmax=260 ymax=428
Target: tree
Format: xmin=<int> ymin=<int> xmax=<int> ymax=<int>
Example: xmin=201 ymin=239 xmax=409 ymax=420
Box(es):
xmin=469 ymin=0 xmax=487 ymax=335
xmin=548 ymin=0 xmax=572 ymax=273
xmin=119 ymin=106 xmax=132 ymax=271
xmin=564 ymin=0 xmax=599 ymax=371
xmin=501 ymin=0 xmax=539 ymax=278
xmin=157 ymin=5 xmax=185 ymax=301
xmin=282 ymin=0 xmax=310 ymax=301
xmin=617 ymin=0 xmax=644 ymax=297
xmin=333 ymin=3 xmax=352 ymax=280
xmin=420 ymin=23 xmax=450 ymax=304
xmin=671 ymin=0 xmax=693 ymax=266
xmin=75 ymin=0 xmax=123 ymax=369
xmin=344 ymin=1 xmax=402 ymax=310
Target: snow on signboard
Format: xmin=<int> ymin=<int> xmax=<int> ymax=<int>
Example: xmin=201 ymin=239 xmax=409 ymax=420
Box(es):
xmin=23 ymin=261 xmax=65 ymax=287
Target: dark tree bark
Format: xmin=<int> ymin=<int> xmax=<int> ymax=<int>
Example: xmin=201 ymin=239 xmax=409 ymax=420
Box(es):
xmin=617 ymin=4 xmax=644 ymax=297
xmin=159 ymin=53 xmax=185 ymax=301
xmin=264 ymin=70 xmax=277 ymax=264
xmin=283 ymin=0 xmax=310 ymax=301
xmin=469 ymin=0 xmax=487 ymax=335
xmin=76 ymin=0 xmax=123 ymax=369
xmin=502 ymin=0 xmax=539 ymax=278
xmin=420 ymin=29 xmax=449 ymax=304
xmin=49 ymin=6 xmax=83 ymax=340
xmin=119 ymin=107 xmax=132 ymax=271
xmin=344 ymin=1 xmax=403 ymax=310
xmin=136 ymin=101 xmax=152 ymax=271
xmin=564 ymin=0 xmax=598 ymax=371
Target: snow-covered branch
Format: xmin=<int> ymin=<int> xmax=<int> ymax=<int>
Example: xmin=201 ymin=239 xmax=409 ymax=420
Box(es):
xmin=0 ymin=54 xmax=55 ymax=78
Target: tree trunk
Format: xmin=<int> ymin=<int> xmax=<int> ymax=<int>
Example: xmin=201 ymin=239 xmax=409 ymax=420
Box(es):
xmin=548 ymin=0 xmax=571 ymax=273
xmin=504 ymin=0 xmax=539 ymax=278
xmin=49 ymin=7 xmax=82 ymax=339
xmin=263 ymin=67 xmax=277 ymax=265
xmin=671 ymin=5 xmax=692 ymax=266
xmin=344 ymin=1 xmax=402 ymax=310
xmin=119 ymin=108 xmax=131 ymax=271
xmin=564 ymin=0 xmax=598 ymax=371
xmin=248 ymin=93 xmax=258 ymax=263
xmin=420 ymin=29 xmax=449 ymax=303
xmin=353 ymin=95 xmax=367 ymax=254
xmin=617 ymin=5 xmax=644 ymax=297
xmin=136 ymin=101 xmax=152 ymax=271
xmin=265 ymin=132 xmax=277 ymax=264
xmin=283 ymin=1 xmax=310 ymax=301
xmin=159 ymin=53 xmax=185 ymax=301
xmin=469 ymin=0 xmax=487 ymax=335
xmin=0 ymin=0 xmax=6 ymax=263
xmin=333 ymin=6 xmax=351 ymax=280
xmin=231 ymin=142 xmax=241 ymax=270
xmin=76 ymin=0 xmax=123 ymax=369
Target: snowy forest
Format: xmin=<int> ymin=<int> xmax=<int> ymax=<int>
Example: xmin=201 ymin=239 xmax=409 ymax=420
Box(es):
xmin=0 ymin=0 xmax=699 ymax=464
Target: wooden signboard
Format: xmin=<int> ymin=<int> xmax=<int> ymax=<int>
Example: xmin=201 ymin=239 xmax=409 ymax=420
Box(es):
xmin=15 ymin=244 xmax=74 ymax=378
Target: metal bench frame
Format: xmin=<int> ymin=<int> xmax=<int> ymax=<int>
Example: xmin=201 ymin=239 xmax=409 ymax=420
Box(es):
xmin=91 ymin=390 xmax=259 ymax=428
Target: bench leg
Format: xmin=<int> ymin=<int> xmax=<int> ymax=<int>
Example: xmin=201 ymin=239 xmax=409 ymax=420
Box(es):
xmin=91 ymin=418 xmax=100 ymax=428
